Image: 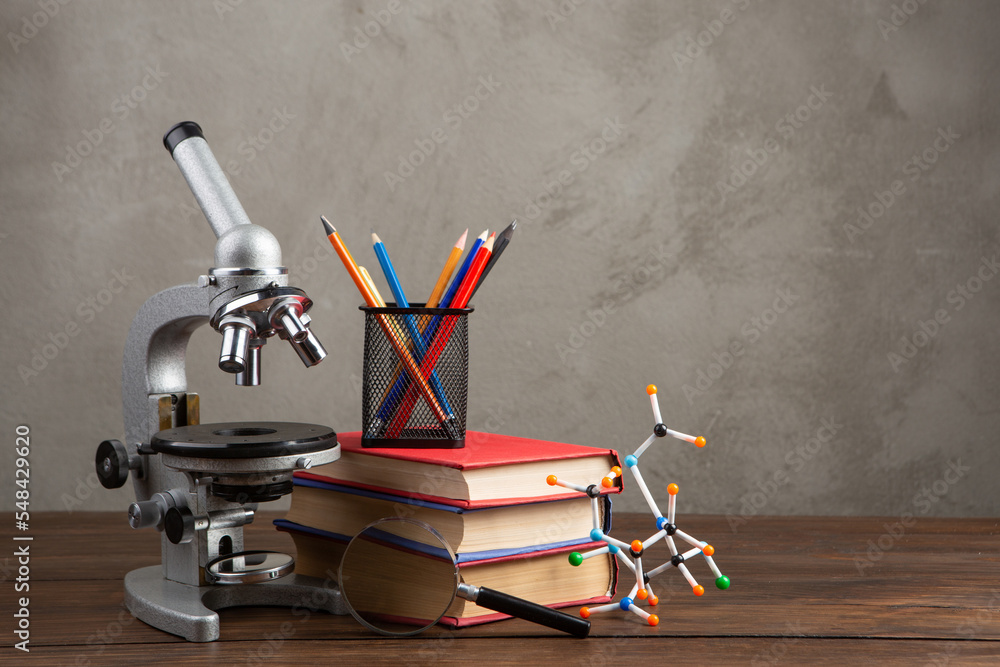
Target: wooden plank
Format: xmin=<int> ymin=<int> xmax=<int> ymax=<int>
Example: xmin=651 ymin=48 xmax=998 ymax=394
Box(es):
xmin=2 ymin=513 xmax=997 ymax=579
xmin=6 ymin=577 xmax=999 ymax=648
xmin=2 ymin=512 xmax=998 ymax=658
xmin=12 ymin=637 xmax=1000 ymax=666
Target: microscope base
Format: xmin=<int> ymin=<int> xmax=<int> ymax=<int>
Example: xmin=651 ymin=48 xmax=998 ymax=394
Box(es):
xmin=124 ymin=565 xmax=347 ymax=642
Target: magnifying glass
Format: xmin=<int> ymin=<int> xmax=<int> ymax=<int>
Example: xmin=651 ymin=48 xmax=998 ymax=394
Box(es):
xmin=338 ymin=517 xmax=590 ymax=638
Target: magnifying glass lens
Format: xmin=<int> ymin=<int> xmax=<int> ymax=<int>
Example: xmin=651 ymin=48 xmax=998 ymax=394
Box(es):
xmin=339 ymin=518 xmax=459 ymax=636
xmin=340 ymin=517 xmax=590 ymax=638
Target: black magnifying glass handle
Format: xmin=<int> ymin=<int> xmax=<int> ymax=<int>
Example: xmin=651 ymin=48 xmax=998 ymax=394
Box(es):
xmin=458 ymin=584 xmax=591 ymax=638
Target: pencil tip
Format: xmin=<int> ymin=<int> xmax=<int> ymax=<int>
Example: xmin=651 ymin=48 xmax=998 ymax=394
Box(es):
xmin=501 ymin=219 xmax=516 ymax=240
xmin=371 ymin=231 xmax=381 ymax=244
xmin=456 ymin=228 xmax=469 ymax=249
xmin=484 ymin=234 xmax=496 ymax=251
xmin=478 ymin=229 xmax=489 ymax=241
xmin=320 ymin=216 xmax=336 ymax=235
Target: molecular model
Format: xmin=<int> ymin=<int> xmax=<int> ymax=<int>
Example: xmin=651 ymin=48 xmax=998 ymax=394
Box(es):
xmin=545 ymin=384 xmax=730 ymax=626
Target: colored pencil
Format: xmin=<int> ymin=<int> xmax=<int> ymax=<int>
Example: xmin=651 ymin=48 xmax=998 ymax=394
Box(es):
xmin=442 ymin=229 xmax=487 ymax=308
xmin=427 ymin=229 xmax=468 ymax=308
xmin=321 ymin=216 xmax=373 ymax=303
xmin=320 ymin=217 xmax=454 ymax=432
xmin=386 ymin=234 xmax=495 ymax=437
xmin=373 ymin=229 xmax=487 ymax=426
xmin=358 ymin=267 xmax=386 ymax=307
xmin=374 ymin=228 xmax=468 ymax=422
xmin=372 ymin=231 xmax=454 ymax=417
xmin=470 ymin=219 xmax=515 ymax=300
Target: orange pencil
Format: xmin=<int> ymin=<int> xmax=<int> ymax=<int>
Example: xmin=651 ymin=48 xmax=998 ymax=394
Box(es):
xmin=321 ymin=216 xmax=374 ymax=304
xmin=427 ymin=229 xmax=468 ymax=308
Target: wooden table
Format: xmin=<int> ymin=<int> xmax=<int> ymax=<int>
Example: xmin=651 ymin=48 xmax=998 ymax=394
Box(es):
xmin=2 ymin=512 xmax=998 ymax=665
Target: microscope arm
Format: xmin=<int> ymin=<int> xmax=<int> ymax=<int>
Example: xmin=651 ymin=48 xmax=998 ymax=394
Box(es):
xmin=121 ymin=282 xmax=210 ymax=503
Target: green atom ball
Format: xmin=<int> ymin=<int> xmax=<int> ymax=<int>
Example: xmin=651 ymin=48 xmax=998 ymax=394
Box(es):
xmin=568 ymin=552 xmax=584 ymax=567
xmin=716 ymin=575 xmax=731 ymax=590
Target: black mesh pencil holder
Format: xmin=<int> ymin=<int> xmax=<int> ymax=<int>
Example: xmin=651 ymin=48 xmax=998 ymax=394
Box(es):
xmin=360 ymin=303 xmax=472 ymax=448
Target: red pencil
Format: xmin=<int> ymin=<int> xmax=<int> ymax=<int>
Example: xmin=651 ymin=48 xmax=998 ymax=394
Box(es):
xmin=449 ymin=234 xmax=494 ymax=309
xmin=386 ymin=235 xmax=495 ymax=437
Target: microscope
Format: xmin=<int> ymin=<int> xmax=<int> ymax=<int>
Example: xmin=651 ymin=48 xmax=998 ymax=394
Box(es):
xmin=95 ymin=122 xmax=346 ymax=642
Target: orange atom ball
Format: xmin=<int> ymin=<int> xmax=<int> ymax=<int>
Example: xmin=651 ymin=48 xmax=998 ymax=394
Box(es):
xmin=648 ymin=614 xmax=659 ymax=626
xmin=580 ymin=607 xmax=591 ymax=619
xmin=695 ymin=436 xmax=706 ymax=448
xmin=637 ymin=588 xmax=648 ymax=601
xmin=649 ymin=595 xmax=659 ymax=606
xmin=702 ymin=544 xmax=715 ymax=556
xmin=601 ymin=477 xmax=614 ymax=488
xmin=646 ymin=384 xmax=658 ymax=395
xmin=546 ymin=475 xmax=557 ymax=486
xmin=631 ymin=540 xmax=643 ymax=552
xmin=693 ymin=585 xmax=705 ymax=597
xmin=667 ymin=483 xmax=679 ymax=496
xmin=611 ymin=466 xmax=621 ymax=475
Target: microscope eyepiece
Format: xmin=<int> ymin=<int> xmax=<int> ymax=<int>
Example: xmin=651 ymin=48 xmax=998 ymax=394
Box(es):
xmin=163 ymin=121 xmax=204 ymax=155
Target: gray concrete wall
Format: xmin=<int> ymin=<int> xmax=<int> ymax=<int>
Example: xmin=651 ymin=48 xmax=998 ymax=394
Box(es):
xmin=2 ymin=0 xmax=998 ymax=520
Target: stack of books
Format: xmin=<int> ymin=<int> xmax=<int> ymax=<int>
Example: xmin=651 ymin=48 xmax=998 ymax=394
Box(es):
xmin=276 ymin=431 xmax=622 ymax=626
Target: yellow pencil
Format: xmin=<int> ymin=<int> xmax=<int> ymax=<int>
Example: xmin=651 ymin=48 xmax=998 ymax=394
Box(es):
xmin=426 ymin=229 xmax=468 ymax=308
xmin=359 ymin=266 xmax=386 ymax=307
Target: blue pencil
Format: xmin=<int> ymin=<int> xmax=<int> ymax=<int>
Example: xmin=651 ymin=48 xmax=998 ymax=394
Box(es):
xmin=374 ymin=230 xmax=488 ymax=428
xmin=371 ymin=232 xmax=454 ymax=420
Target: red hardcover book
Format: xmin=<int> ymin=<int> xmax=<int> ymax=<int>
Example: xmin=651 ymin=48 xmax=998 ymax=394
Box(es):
xmin=296 ymin=431 xmax=623 ymax=509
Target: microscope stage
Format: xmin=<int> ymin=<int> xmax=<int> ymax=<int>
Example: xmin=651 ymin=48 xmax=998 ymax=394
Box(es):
xmin=151 ymin=422 xmax=337 ymax=459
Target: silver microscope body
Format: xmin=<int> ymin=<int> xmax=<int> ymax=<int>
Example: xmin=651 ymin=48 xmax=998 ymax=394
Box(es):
xmin=96 ymin=122 xmax=346 ymax=642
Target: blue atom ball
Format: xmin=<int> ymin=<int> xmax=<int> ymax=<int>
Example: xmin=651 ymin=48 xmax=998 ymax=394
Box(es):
xmin=656 ymin=516 xmax=667 ymax=530
xmin=619 ymin=597 xmax=633 ymax=611
xmin=590 ymin=529 xmax=604 ymax=541
xmin=608 ymin=544 xmax=619 ymax=554
xmin=624 ymin=455 xmax=638 ymax=467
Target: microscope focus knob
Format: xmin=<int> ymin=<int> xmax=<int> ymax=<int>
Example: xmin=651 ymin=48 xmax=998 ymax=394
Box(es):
xmin=164 ymin=507 xmax=196 ymax=545
xmin=128 ymin=500 xmax=162 ymax=529
xmin=95 ymin=440 xmax=130 ymax=489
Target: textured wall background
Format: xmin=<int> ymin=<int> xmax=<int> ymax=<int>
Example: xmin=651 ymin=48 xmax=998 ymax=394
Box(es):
xmin=1 ymin=0 xmax=998 ymax=520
